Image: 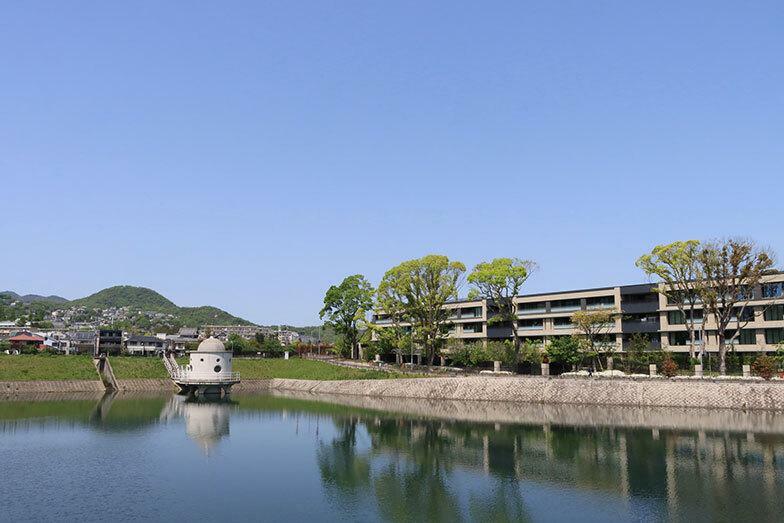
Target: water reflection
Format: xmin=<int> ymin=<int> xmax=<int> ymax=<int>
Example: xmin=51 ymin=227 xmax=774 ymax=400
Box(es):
xmin=160 ymin=396 xmax=234 ymax=454
xmin=1 ymin=391 xmax=783 ymax=521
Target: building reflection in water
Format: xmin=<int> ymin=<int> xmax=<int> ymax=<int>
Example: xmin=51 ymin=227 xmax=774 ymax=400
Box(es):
xmin=1 ymin=391 xmax=783 ymax=519
xmin=296 ymin=394 xmax=784 ymax=521
xmin=159 ymin=395 xmax=234 ymax=454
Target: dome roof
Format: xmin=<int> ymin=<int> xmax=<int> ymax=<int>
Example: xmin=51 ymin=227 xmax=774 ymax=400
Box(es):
xmin=196 ymin=337 xmax=226 ymax=352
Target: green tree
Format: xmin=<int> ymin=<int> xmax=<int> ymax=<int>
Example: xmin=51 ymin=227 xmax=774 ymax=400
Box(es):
xmin=571 ymin=309 xmax=619 ymax=369
xmin=262 ymin=336 xmax=285 ymax=356
xmin=320 ymin=275 xmax=375 ymax=360
xmin=377 ymin=255 xmax=466 ymax=366
xmin=546 ymin=336 xmax=583 ymax=370
xmin=374 ymin=273 xmax=414 ymax=365
xmin=225 ymin=333 xmax=250 ymax=355
xmin=697 ymin=238 xmax=776 ymax=375
xmin=467 ymin=257 xmax=536 ymax=361
xmin=636 ymin=241 xmax=705 ymax=362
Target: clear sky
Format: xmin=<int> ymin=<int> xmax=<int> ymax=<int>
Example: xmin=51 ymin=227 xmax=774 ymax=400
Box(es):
xmin=2 ymin=1 xmax=782 ymax=325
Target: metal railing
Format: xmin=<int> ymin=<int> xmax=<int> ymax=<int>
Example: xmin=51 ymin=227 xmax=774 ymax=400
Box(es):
xmin=173 ymin=369 xmax=240 ymax=383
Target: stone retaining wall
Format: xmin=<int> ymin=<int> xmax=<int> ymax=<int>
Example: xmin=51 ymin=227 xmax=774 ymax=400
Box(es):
xmin=270 ymin=389 xmax=784 ymax=434
xmin=261 ymin=376 xmax=784 ymax=411
xmin=0 ymin=380 xmax=105 ymax=394
xmin=3 ymin=376 xmax=784 ymax=410
xmin=115 ymin=379 xmax=178 ymax=391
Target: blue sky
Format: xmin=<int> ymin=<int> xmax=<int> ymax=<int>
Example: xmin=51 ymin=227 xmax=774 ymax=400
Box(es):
xmin=1 ymin=1 xmax=782 ymax=325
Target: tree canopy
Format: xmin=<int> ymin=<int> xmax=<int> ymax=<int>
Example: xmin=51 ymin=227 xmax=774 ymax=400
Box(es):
xmin=468 ymin=257 xmax=536 ymax=357
xmin=377 ymin=255 xmax=465 ymax=366
xmin=320 ymin=274 xmax=375 ymax=360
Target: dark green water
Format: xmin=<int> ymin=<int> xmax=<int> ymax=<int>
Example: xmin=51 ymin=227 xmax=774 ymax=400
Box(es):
xmin=1 ymin=392 xmax=783 ymax=522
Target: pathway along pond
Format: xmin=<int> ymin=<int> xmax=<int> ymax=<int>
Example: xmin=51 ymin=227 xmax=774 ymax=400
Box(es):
xmin=1 ymin=392 xmax=783 ymax=522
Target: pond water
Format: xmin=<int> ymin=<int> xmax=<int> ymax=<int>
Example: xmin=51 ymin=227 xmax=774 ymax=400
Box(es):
xmin=1 ymin=391 xmax=783 ymax=522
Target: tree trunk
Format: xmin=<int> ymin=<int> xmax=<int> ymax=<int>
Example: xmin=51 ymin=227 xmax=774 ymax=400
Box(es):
xmin=687 ymin=325 xmax=696 ymax=361
xmin=718 ymin=334 xmax=727 ymax=376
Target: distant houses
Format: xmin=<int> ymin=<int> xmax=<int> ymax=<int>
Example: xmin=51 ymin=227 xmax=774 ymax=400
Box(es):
xmin=8 ymin=332 xmax=45 ymax=351
xmin=1 ymin=323 xmax=302 ymax=356
xmin=125 ymin=335 xmax=166 ymax=356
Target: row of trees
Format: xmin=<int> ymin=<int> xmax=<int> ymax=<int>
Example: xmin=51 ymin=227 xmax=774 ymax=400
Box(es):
xmin=320 ymin=238 xmax=778 ymax=375
xmin=224 ymin=332 xmax=285 ymax=356
xmin=637 ymin=238 xmax=776 ymax=374
xmin=320 ymin=255 xmax=536 ymax=366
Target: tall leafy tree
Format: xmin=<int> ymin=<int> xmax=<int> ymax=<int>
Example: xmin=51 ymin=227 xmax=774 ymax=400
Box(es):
xmin=378 ymin=255 xmax=466 ymax=366
xmin=372 ymin=279 xmax=412 ymax=365
xmin=571 ymin=309 xmax=620 ymax=370
xmin=467 ymin=258 xmax=536 ymax=360
xmin=636 ymin=241 xmax=706 ymax=362
xmin=696 ymin=238 xmax=776 ymax=375
xmin=320 ymin=275 xmax=374 ymax=359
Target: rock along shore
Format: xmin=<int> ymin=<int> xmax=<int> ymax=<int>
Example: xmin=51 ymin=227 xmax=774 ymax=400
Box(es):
xmin=3 ymin=375 xmax=784 ymax=411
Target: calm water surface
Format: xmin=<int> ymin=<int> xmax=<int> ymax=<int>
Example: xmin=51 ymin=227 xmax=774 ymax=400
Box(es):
xmin=1 ymin=391 xmax=783 ymax=522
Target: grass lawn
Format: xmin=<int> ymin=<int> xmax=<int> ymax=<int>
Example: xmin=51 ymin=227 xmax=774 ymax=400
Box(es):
xmin=0 ymin=354 xmax=409 ymax=381
xmin=110 ymin=357 xmax=174 ymax=379
xmin=0 ymin=354 xmax=97 ymax=381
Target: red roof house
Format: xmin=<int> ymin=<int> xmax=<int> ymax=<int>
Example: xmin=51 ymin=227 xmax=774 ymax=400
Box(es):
xmin=9 ymin=332 xmax=46 ymax=349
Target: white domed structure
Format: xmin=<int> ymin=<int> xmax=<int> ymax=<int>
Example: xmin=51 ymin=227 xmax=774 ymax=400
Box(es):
xmin=197 ymin=337 xmax=226 ymax=353
xmin=168 ymin=336 xmax=240 ymax=396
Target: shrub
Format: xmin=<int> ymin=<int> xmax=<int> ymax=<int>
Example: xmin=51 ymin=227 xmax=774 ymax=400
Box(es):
xmin=485 ymin=340 xmax=515 ymax=366
xmin=660 ymin=356 xmax=678 ymax=378
xmin=751 ymin=355 xmax=777 ymax=380
xmin=546 ymin=336 xmax=582 ymax=369
xmin=519 ymin=340 xmax=543 ymax=365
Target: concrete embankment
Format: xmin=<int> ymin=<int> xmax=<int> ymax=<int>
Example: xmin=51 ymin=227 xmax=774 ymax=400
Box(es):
xmin=4 ymin=376 xmax=784 ymax=411
xmin=0 ymin=379 xmax=176 ymax=394
xmin=256 ymin=376 xmax=784 ymax=411
xmin=268 ymin=389 xmax=784 ymax=434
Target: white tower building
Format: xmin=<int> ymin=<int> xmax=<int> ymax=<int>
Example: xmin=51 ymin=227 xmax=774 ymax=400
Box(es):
xmin=170 ymin=336 xmax=239 ymax=395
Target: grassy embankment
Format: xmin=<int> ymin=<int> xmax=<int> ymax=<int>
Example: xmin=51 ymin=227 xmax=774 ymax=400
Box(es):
xmin=0 ymin=354 xmax=406 ymax=381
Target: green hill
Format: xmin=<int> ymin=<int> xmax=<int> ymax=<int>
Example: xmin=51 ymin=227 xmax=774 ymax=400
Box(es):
xmin=69 ymin=286 xmax=177 ymax=312
xmin=65 ymin=286 xmax=254 ymax=326
xmin=68 ymin=285 xmax=179 ymax=313
xmin=0 ymin=291 xmax=68 ymax=304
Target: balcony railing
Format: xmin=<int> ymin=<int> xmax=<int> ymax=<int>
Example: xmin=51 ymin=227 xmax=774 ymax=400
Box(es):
xmin=518 ymin=324 xmax=544 ymax=331
xmin=586 ymin=303 xmax=615 ymax=310
xmin=518 ymin=307 xmax=546 ymax=315
xmin=553 ymin=323 xmax=574 ymax=330
xmin=550 ymin=306 xmax=580 ymax=313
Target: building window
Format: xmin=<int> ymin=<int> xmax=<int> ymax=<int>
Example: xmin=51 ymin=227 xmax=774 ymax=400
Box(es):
xmin=518 ymin=319 xmax=543 ymax=330
xmin=726 ymin=329 xmax=757 ymax=345
xmin=667 ymin=291 xmax=700 ymax=305
xmin=765 ymin=328 xmax=784 ymax=345
xmin=553 ymin=317 xmax=574 ymax=329
xmin=667 ymin=310 xmax=702 ymax=325
xmin=762 ymin=283 xmax=784 ymax=299
xmin=550 ymin=299 xmax=581 ymax=312
xmin=668 ymin=332 xmax=689 ymax=346
xmin=459 ymin=307 xmax=482 ymax=319
xmin=518 ymin=302 xmax=546 ymax=314
xmin=586 ymin=296 xmax=615 ymax=310
xmin=764 ymin=305 xmax=784 ymax=322
xmin=731 ymin=307 xmax=755 ymax=322
xmin=462 ymin=322 xmax=483 ymax=334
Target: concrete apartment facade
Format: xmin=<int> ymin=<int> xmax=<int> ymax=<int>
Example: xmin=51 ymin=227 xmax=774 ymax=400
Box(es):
xmin=371 ymin=273 xmax=784 ymax=354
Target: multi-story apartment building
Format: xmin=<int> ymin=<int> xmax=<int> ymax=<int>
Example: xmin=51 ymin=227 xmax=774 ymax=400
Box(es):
xmin=371 ymin=272 xmax=784 ymax=354
xmin=658 ymin=272 xmax=784 ymax=353
xmin=201 ymin=325 xmax=264 ymax=340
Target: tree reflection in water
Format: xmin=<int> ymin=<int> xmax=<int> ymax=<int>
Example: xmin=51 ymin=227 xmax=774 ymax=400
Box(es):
xmin=308 ymin=398 xmax=784 ymax=522
xmin=1 ymin=392 xmax=783 ymax=521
